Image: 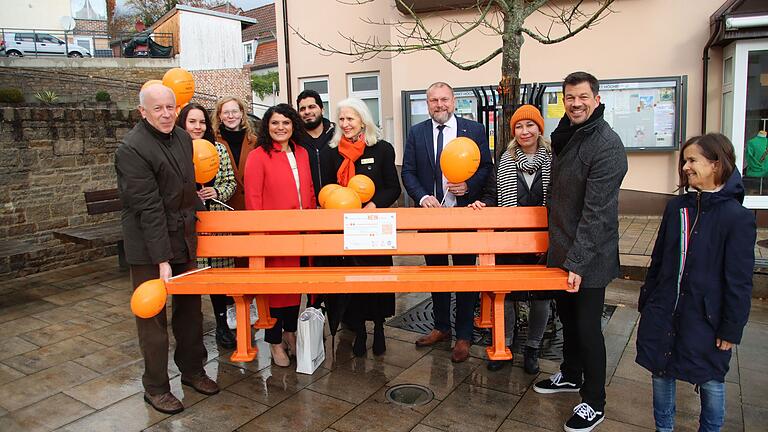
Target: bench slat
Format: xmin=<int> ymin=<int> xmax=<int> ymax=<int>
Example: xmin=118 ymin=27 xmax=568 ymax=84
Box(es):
xmin=84 ymin=188 xmax=119 ymax=203
xmin=197 ymin=230 xmax=549 ymax=257
xmin=166 ymin=265 xmax=568 ymax=294
xmin=196 ymin=207 xmax=548 ymax=233
xmin=53 ymin=221 xmax=122 ymax=246
xmin=86 ymin=200 xmax=123 ymax=215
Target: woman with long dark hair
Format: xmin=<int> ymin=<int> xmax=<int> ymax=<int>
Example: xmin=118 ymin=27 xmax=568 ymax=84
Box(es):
xmin=244 ymin=103 xmax=316 ymax=367
xmin=176 ymin=103 xmax=237 ymax=349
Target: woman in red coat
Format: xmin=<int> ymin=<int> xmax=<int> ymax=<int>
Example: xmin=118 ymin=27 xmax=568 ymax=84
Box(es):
xmin=244 ymin=104 xmax=316 ymax=367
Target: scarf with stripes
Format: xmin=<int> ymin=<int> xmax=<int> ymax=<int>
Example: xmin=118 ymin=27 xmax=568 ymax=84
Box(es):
xmin=497 ymin=145 xmax=551 ymax=207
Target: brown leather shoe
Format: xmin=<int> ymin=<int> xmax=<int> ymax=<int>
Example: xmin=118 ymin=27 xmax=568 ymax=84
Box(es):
xmin=451 ymin=339 xmax=471 ymax=363
xmin=144 ymin=392 xmax=184 ymax=414
xmin=415 ymin=329 xmax=451 ymax=347
xmin=181 ymin=374 xmax=220 ymax=395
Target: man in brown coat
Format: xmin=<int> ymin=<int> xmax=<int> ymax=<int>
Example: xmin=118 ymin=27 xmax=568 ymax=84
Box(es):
xmin=115 ymin=84 xmax=218 ymax=414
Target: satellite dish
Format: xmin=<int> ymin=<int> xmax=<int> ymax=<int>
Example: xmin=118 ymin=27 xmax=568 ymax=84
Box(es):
xmin=61 ymin=16 xmax=76 ymax=31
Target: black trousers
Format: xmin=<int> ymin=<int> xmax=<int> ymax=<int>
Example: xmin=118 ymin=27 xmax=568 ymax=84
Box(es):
xmin=264 ymin=305 xmax=300 ymax=344
xmin=131 ymin=263 xmax=207 ymax=395
xmin=557 ymin=286 xmax=607 ymax=411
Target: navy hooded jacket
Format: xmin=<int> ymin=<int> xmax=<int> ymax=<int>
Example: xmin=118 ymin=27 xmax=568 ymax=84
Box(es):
xmin=635 ymin=170 xmax=755 ymax=384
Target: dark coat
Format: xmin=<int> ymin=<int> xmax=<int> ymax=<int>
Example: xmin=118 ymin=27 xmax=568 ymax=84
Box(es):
xmin=115 ymin=120 xmax=200 ymax=265
xmin=319 ymin=139 xmax=401 ymax=322
xmin=635 ymin=170 xmax=755 ymax=384
xmin=401 ymin=116 xmax=492 ymax=207
xmin=547 ymin=117 xmax=628 ymax=288
xmin=297 ymin=118 xmax=335 ymax=198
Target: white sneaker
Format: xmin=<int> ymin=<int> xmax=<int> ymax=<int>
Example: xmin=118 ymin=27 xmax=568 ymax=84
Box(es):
xmin=226 ymin=305 xmax=237 ymax=329
xmin=249 ymin=301 xmax=258 ymax=325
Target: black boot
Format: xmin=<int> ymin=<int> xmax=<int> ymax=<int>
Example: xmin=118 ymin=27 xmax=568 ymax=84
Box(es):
xmin=352 ymin=327 xmax=367 ymax=357
xmin=372 ymin=321 xmax=386 ymax=355
xmin=215 ymin=313 xmax=236 ymax=349
xmin=523 ymin=346 xmax=540 ymax=375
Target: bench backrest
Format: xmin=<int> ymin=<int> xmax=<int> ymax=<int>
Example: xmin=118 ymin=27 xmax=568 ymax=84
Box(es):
xmin=196 ymin=207 xmax=549 ymax=268
xmin=84 ymin=189 xmax=121 ymax=215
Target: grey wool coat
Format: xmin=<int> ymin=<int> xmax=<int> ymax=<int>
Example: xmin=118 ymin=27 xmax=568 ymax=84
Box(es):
xmin=546 ymin=117 xmax=628 ymax=288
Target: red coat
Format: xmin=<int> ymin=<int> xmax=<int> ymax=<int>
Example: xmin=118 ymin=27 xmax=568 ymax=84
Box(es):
xmin=244 ymin=142 xmax=317 ymax=308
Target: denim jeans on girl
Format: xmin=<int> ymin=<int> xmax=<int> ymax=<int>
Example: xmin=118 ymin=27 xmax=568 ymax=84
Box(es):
xmin=652 ymin=375 xmax=725 ymax=432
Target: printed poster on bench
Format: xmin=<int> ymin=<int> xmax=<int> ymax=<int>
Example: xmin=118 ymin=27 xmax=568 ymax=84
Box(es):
xmin=343 ymin=213 xmax=397 ymax=250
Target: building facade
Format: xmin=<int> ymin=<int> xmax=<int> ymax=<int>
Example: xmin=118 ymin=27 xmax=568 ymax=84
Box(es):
xmin=276 ymin=0 xmax=768 ymax=210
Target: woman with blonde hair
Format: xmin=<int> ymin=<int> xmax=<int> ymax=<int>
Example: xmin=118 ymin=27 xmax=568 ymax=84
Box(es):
xmin=212 ymin=96 xmax=258 ymax=211
xmin=470 ymin=104 xmax=554 ymax=374
xmin=319 ymin=97 xmax=401 ymax=357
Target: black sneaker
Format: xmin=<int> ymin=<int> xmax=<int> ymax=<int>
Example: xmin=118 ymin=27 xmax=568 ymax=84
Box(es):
xmin=533 ymin=371 xmax=581 ymax=394
xmin=564 ymin=402 xmax=604 ymax=432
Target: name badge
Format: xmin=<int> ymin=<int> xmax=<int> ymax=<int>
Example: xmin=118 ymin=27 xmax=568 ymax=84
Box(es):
xmin=361 ymin=158 xmax=374 ymax=165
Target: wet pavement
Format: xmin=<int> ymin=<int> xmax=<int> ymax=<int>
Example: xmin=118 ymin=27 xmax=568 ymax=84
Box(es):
xmin=0 ymin=240 xmax=766 ymax=430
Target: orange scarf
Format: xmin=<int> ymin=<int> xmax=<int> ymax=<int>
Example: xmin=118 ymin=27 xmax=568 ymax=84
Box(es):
xmin=336 ymin=134 xmax=366 ymax=186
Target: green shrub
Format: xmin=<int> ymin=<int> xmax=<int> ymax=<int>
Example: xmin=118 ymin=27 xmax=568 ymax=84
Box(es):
xmin=95 ymin=91 xmax=111 ymax=102
xmin=0 ymin=88 xmax=24 ymax=103
xmin=34 ymin=90 xmax=59 ymax=104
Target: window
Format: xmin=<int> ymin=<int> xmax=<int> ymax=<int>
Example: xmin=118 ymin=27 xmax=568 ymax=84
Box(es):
xmin=348 ymin=73 xmax=381 ymax=126
xmin=242 ymin=41 xmax=254 ymax=64
xmin=300 ymin=77 xmax=330 ymax=112
xmin=74 ymin=36 xmax=93 ymax=52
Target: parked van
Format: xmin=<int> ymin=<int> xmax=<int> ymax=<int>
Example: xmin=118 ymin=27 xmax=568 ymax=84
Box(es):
xmin=4 ymin=33 xmax=91 ymax=57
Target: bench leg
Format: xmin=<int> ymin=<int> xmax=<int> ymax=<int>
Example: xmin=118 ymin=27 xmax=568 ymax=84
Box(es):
xmin=474 ymin=291 xmax=493 ymax=329
xmin=230 ymin=295 xmax=257 ymax=362
xmin=486 ymin=291 xmax=512 ymax=361
xmin=253 ymin=295 xmax=277 ymax=329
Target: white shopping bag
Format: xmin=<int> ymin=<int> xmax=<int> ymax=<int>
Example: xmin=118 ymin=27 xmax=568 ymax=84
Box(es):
xmin=296 ymin=307 xmax=326 ymax=374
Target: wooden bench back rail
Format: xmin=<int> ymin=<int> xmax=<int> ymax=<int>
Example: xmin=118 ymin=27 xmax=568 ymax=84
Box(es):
xmin=84 ymin=188 xmax=122 ymax=215
xmin=167 ymin=206 xmax=568 ymax=363
xmin=195 ymin=207 xmax=549 ymax=261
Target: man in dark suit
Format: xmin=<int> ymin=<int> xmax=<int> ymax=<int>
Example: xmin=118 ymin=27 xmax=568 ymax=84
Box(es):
xmin=115 ymin=84 xmax=218 ymax=415
xmin=532 ymin=72 xmax=628 ymax=432
xmin=401 ymin=81 xmax=492 ymax=362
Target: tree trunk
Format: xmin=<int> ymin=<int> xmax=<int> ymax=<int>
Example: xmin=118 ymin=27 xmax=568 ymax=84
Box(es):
xmin=497 ymin=10 xmax=523 ymax=154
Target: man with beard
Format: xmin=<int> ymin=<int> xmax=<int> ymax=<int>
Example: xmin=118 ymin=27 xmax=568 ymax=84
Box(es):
xmin=296 ymin=89 xmax=335 ymax=197
xmin=532 ymin=71 xmax=627 ymax=432
xmin=401 ymin=81 xmax=492 ymax=362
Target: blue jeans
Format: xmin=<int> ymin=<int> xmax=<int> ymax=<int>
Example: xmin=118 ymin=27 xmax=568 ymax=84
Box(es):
xmin=652 ymin=375 xmax=725 ymax=432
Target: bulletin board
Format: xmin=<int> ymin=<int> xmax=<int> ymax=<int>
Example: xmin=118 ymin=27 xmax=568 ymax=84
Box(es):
xmin=542 ymin=76 xmax=687 ymax=152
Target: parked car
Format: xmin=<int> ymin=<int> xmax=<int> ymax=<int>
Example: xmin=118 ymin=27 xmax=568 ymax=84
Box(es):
xmin=5 ymin=33 xmax=91 ymax=57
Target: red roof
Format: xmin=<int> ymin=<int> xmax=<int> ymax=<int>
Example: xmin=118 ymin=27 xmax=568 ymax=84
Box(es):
xmin=242 ymin=4 xmax=275 ymax=41
xmin=252 ymin=39 xmax=278 ymax=69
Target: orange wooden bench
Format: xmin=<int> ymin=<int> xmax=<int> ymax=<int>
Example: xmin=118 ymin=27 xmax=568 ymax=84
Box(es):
xmin=165 ymin=207 xmax=569 ymax=363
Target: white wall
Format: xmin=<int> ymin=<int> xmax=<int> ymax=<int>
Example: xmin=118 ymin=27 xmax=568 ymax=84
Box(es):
xmin=179 ymin=10 xmax=243 ymax=71
xmin=0 ymin=0 xmax=72 ymax=30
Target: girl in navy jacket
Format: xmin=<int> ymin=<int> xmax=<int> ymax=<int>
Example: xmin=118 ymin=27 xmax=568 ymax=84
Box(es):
xmin=636 ymin=133 xmax=755 ymax=432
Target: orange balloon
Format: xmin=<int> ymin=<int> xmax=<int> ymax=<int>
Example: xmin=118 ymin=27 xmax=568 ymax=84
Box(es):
xmin=162 ymin=68 xmax=195 ymax=106
xmin=131 ymin=279 xmax=167 ymax=318
xmin=141 ymin=79 xmax=163 ymax=90
xmin=192 ymin=139 xmax=220 ymax=183
xmin=318 ymin=184 xmax=342 ymax=208
xmin=347 ymin=174 xmax=375 ymax=203
xmin=324 ymin=186 xmax=362 ymax=209
xmin=440 ymin=137 xmax=481 ymax=183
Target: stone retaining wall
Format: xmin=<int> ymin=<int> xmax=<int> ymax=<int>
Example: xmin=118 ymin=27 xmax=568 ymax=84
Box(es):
xmin=0 ymin=105 xmax=138 ymax=277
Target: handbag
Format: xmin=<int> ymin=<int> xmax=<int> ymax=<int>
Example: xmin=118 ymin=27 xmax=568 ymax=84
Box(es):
xmin=296 ymin=307 xmax=326 ymax=374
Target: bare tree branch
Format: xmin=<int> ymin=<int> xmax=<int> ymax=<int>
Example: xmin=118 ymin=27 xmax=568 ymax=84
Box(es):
xmin=523 ymin=0 xmax=615 ymax=44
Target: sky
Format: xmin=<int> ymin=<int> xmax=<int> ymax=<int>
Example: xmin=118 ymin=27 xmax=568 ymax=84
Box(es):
xmin=115 ymin=0 xmax=274 ymax=12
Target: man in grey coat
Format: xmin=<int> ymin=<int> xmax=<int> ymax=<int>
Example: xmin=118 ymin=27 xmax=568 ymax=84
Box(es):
xmin=533 ymin=72 xmax=628 ymax=432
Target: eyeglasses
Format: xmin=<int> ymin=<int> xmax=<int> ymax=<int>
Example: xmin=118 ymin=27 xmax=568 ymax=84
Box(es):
xmin=221 ymin=110 xmax=242 ymax=117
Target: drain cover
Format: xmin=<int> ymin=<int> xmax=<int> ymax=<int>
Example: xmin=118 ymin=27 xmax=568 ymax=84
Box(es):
xmin=385 ymin=384 xmax=434 ymax=407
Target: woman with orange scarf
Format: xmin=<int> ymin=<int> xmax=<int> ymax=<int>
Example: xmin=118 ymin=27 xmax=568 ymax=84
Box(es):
xmin=319 ymin=98 xmax=401 ymax=357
